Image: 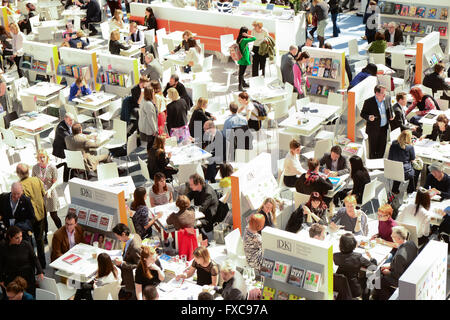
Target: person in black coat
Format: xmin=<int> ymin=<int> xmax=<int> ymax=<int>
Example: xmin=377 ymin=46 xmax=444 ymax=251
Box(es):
xmin=0 ymin=226 xmax=44 ymax=298
xmin=68 ymin=31 xmax=90 ymax=49
xmin=109 ymin=30 xmax=130 ymax=55
xmin=163 ymin=74 xmax=193 ymax=108
xmin=360 ymin=84 xmax=393 ymax=159
xmin=146 ymin=135 xmax=178 ymax=181
xmin=144 ymin=7 xmax=157 ymax=31
xmin=375 ymin=226 xmax=417 ymax=300
xmin=424 ymin=114 xmax=450 ymax=142
xmin=0 ymin=183 xmax=35 ymax=244
xmin=280 ymin=45 xmax=298 ymax=87
xmin=203 ymin=121 xmax=227 ymax=183
xmin=389 ymin=91 xmax=409 ymax=132
xmin=328 ymin=0 xmax=341 ymax=37
xmin=334 ymin=233 xmax=377 ymax=299
xmin=388 ymin=130 xmax=416 ymax=194
xmin=384 ymin=22 xmax=404 ymax=47
xmin=18 ymin=3 xmax=35 ymax=35
xmin=295 ymin=158 xmax=333 ymax=198
xmin=424 ymin=162 xmax=450 ymax=200
xmin=52 ymin=113 xmax=74 ymax=159
xmin=189 ymin=98 xmax=215 ymax=144
xmin=422 ymin=63 xmax=450 ymax=101
xmin=166 ymin=88 xmax=189 ymax=135
xmin=217 ymin=260 xmax=248 ymax=300
xmin=76 ymin=0 xmax=102 ymax=36
xmin=319 ymin=145 xmax=350 ymax=177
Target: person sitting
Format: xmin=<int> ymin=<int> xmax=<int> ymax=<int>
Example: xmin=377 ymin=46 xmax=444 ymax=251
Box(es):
xmin=147 ymin=135 xmax=178 ymax=181
xmin=171 ymin=30 xmax=194 ymax=54
xmin=68 ymin=77 xmax=92 ymax=101
xmin=330 ymin=195 xmax=369 ymax=236
xmin=130 ymin=187 xmax=162 ymax=240
xmin=166 ymin=195 xmax=196 ymax=231
xmin=423 ymin=114 xmax=450 ymax=142
xmin=334 ymin=155 xmax=370 ymax=206
xmin=223 ymin=102 xmax=248 ymax=141
xmin=406 ymin=86 xmax=439 ymax=125
xmin=4 ymin=276 xmax=34 ymax=300
xmin=126 ymin=22 xmax=145 ymax=47
xmin=176 ymin=247 xmax=219 ymax=286
xmin=18 ymin=3 xmax=36 ymax=35
xmin=298 ymin=36 xmax=314 ymax=52
xmin=396 ymin=188 xmax=433 ymax=245
xmin=295 ymin=158 xmax=333 ymax=198
xmin=348 ymin=63 xmax=377 ymax=91
xmin=166 ymin=88 xmax=190 ymax=141
xmin=320 ymin=145 xmax=350 ymax=177
xmin=135 ymin=246 xmax=164 ymax=300
xmin=422 ymin=63 xmax=450 ymax=101
xmin=217 ymin=259 xmax=248 ymax=300
xmin=389 ymin=92 xmax=410 ymax=132
xmin=184 ymin=38 xmax=203 ymax=73
xmin=76 ymin=0 xmax=101 ymax=36
xmin=51 ymin=212 xmax=84 ymax=262
xmin=65 ymin=123 xmax=112 ymax=176
xmin=189 ymin=97 xmax=215 ymax=144
xmin=52 ymin=112 xmax=74 ymax=163
xmin=285 ymin=192 xmax=329 ymax=234
xmin=62 ymin=23 xmax=76 ymax=42
xmin=237 ymin=91 xmax=261 ymax=131
xmin=198 ymin=291 xmax=214 ymax=300
xmin=109 ymin=29 xmax=130 ymax=55
xmin=144 ymin=7 xmax=157 ymax=31
xmin=283 ymin=139 xmax=305 ymax=187
xmin=163 ymin=74 xmax=193 ymax=108
xmin=109 ymin=9 xmax=125 ymax=31
xmin=280 ymin=45 xmax=298 ymax=87
xmin=257 ymin=198 xmax=277 ymax=229
xmin=143 ymin=285 xmax=159 ymax=300
xmin=368 ymin=31 xmax=387 ymax=53
xmin=424 ymin=162 xmax=450 ymax=199
xmin=69 ymin=30 xmax=90 ymax=49
xmin=149 ymin=172 xmax=174 ymax=207
xmin=374 ymin=226 xmax=417 ymax=300
xmin=112 ymin=223 xmax=142 ymax=298
xmin=370 ymin=204 xmax=397 ymax=243
xmin=309 ymin=223 xmax=326 ymax=240
xmin=141 ymin=53 xmax=162 ymax=82
xmin=186 ymin=173 xmax=219 ymax=239
xmin=388 ymin=130 xmax=417 ymax=194
xmin=384 ymin=22 xmax=403 ymax=47
xmin=333 ymin=233 xmax=377 ymax=299
xmin=243 ymin=213 xmax=265 ymax=271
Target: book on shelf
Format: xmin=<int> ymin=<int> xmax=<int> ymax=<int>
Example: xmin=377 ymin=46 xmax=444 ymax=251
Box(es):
xmin=103 ymin=237 xmax=116 ymax=250
xmin=418 ymin=26 xmax=425 ymax=35
xmin=98 ymin=213 xmax=113 ymax=231
xmin=409 ymin=6 xmax=416 ymax=17
xmin=311 ymin=66 xmax=319 ymax=77
xmin=262 ymin=286 xmax=276 ymax=300
xmin=62 ymin=253 xmax=82 ymax=265
xmin=331 ymin=59 xmax=339 ymax=79
xmin=87 ymin=210 xmax=100 ymax=228
xmin=411 ymin=22 xmax=420 ymax=33
xmin=303 ymin=270 xmax=322 ymax=292
xmin=77 ymin=207 xmax=89 ymax=225
xmin=99 ymin=70 xmax=132 ymax=87
xmin=404 ymin=24 xmax=412 ymax=33
xmin=316 ymin=84 xmax=323 ymax=95
xmin=440 ymin=8 xmax=448 ymax=21
xmin=399 ymin=23 xmax=406 ymax=32
xmin=310 ymin=83 xmax=318 ymax=94
xmin=83 ymin=231 xmax=93 ymax=244
xmin=394 ymin=4 xmax=402 ymax=15
xmin=416 ymin=7 xmax=426 ymax=18
xmin=400 ymin=6 xmax=409 ymax=16
xmin=32 ymin=60 xmax=47 ymax=73
xmin=272 ymin=261 xmax=291 ymax=282
xmin=67 ymin=204 xmax=78 ymax=216
xmin=438 ymin=26 xmax=447 ymax=36
xmin=425 ymin=25 xmax=433 ymax=34
xmin=323 ymin=85 xmax=330 ymax=97
xmin=313 ymin=58 xmax=320 ymax=67
xmin=260 ymin=258 xmax=275 ymax=278
xmin=381 ymin=2 xmax=395 ymax=14
xmin=317 ymin=67 xmax=325 ymax=78
xmin=428 ymin=8 xmax=437 ymax=19
xmin=288 ymin=266 xmax=306 ymax=287
xmin=277 ymin=290 xmax=289 ymax=300
xmin=306 ymin=57 xmax=314 ymax=75
xmin=21 ymin=54 xmax=32 ymax=69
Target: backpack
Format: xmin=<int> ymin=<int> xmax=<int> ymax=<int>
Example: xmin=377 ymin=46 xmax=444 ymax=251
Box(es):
xmin=251 ymin=99 xmax=267 ymax=121
xmin=229 ymin=42 xmax=242 ymax=62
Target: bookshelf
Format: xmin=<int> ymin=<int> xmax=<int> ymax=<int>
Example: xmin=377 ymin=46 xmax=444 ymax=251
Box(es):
xmin=22 ymin=41 xmax=60 ymax=83
xmin=58 ymin=47 xmax=100 ymax=90
xmin=378 ymin=0 xmax=450 ymax=53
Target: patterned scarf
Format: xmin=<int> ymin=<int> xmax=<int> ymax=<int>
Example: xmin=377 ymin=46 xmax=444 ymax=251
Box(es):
xmin=304 ymin=170 xmax=319 ymax=185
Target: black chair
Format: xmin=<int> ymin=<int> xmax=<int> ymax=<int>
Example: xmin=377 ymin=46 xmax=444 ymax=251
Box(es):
xmin=333 ymin=273 xmax=353 ymax=300
xmin=3 ymin=111 xmax=18 ymax=129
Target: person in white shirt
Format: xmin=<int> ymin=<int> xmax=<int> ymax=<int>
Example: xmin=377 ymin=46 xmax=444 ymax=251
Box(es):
xmin=138 ymin=87 xmax=158 ymax=149
xmin=283 ymin=139 xmax=305 ymax=187
xmin=8 ymin=23 xmax=24 ymax=77
xmin=251 ymin=21 xmax=269 ymax=77
xmin=396 ymin=188 xmax=433 ymax=242
xmin=109 ymin=9 xmax=126 ymax=31
xmin=184 ymin=38 xmax=203 ymax=73
xmin=237 ymin=91 xmax=260 ymax=131
xmin=126 ymin=22 xmax=145 ymax=47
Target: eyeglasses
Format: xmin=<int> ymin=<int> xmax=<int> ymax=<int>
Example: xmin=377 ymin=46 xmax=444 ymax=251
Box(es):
xmin=377 ymin=213 xmax=389 ymax=218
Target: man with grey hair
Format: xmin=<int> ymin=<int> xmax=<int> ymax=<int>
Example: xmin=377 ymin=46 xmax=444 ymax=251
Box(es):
xmin=141 ymin=52 xmax=162 ymax=82
xmin=280 ymin=45 xmax=298 ymax=87
xmin=424 ymin=162 xmax=450 ymax=199
xmin=217 ymin=259 xmax=248 ymax=300
xmin=53 ymin=112 xmax=74 ymax=181
xmin=16 ymin=163 xmax=47 ymax=268
xmin=384 ymin=21 xmax=403 ymax=47
xmin=0 ymin=182 xmax=35 ymax=243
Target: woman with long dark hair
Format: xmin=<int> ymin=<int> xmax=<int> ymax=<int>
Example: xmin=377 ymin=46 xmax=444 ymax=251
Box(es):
xmin=130 ymin=187 xmax=162 ymax=239
xmin=0 ymin=25 xmax=13 ymax=69
xmin=144 ymin=7 xmax=157 ymax=31
xmin=149 ymin=172 xmax=174 ymax=207
xmin=147 ymin=135 xmax=178 ymax=180
xmin=135 ymin=246 xmax=164 ymax=300
xmin=286 ymin=192 xmax=329 ymax=234
xmin=236 ymin=26 xmax=256 ymax=91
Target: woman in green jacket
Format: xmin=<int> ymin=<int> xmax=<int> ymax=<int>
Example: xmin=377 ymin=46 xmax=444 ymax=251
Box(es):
xmin=368 ymin=31 xmax=387 ymax=54
xmin=236 ymin=27 xmax=256 ymax=91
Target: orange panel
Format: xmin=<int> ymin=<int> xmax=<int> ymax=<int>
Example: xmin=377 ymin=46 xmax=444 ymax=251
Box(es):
xmin=230 ymin=176 xmax=241 ymax=233
xmin=347 ymin=91 xmax=356 ymax=142
xmin=118 ymin=191 xmax=128 ymax=225
xmin=415 ymin=42 xmax=423 ymax=85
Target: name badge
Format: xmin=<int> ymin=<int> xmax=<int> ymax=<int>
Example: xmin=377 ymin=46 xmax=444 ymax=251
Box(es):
xmin=9 ymin=219 xmax=15 ymax=226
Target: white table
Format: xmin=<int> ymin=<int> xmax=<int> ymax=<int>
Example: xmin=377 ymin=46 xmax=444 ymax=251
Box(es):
xmin=418 ymin=109 xmax=450 ymax=126
xmin=399 ymin=192 xmax=448 ymax=226
xmin=9 ymin=113 xmax=58 ymax=152
xmin=120 ymin=44 xmax=144 ymax=57
xmin=246 ymin=83 xmax=287 ymax=104
xmin=166 ymin=143 xmax=212 ymax=166
xmin=279 ymin=114 xmax=324 ymax=137
xmin=92 ymin=175 xmax=135 ymax=201
xmin=148 ymin=202 xmax=205 ymax=231
xmin=164 ymin=51 xmax=188 ymax=66
xmin=23 ymin=82 xmax=65 ymax=103
xmin=385 ymin=45 xmax=417 ymax=58
xmin=73 ymin=92 xmax=117 ymax=127
xmin=413 ymin=139 xmax=450 ymax=164
xmin=296 ymin=102 xmax=342 ymax=122
xmin=61 ymin=7 xmax=86 ymax=30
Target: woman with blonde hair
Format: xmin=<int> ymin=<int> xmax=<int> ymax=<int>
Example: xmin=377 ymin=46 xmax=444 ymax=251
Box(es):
xmin=257 ymin=198 xmax=277 ymax=229
xmin=109 ymin=29 xmax=130 ymax=55
xmin=251 ymin=21 xmax=269 ymax=77
xmin=387 ymin=129 xmax=417 ymax=194
xmin=330 ymin=194 xmax=369 ymax=236
xmin=69 ymin=30 xmax=90 ymax=49
xmin=176 ymin=246 xmax=219 ymax=286
xmin=243 ymin=213 xmax=265 ymax=270
xmin=166 ymin=87 xmax=189 ymax=142
xmin=188 ymin=97 xmax=215 ymax=142
xmin=8 ymin=22 xmax=25 ymax=77
xmin=135 ymin=246 xmax=164 ymax=300
xmin=32 ymin=150 xmax=61 ymax=239
xmin=110 ymin=9 xmax=125 ymax=30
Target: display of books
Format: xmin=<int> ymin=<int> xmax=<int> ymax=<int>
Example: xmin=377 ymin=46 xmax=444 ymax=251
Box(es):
xmin=277 ymin=290 xmax=289 ymax=300
xmin=400 ymin=5 xmax=409 ymax=16
xmin=416 ymin=7 xmax=426 ymax=18
xmin=428 ymin=8 xmax=437 ymax=19
xmin=438 ymin=26 xmax=447 ymax=36
xmin=303 ymin=270 xmax=322 ymax=292
xmin=411 ymin=22 xmax=420 ymax=33
xmin=262 ymin=286 xmax=276 ymax=300
xmin=272 ymin=261 xmax=290 ymax=282
xmin=98 ymin=69 xmax=132 ymax=87
xmin=98 ymin=213 xmax=113 ymax=231
xmin=67 ymin=204 xmax=78 ymax=216
xmin=260 ymin=258 xmax=275 ymax=278
xmin=32 ymin=60 xmax=48 ymax=73
xmin=394 ymin=4 xmax=402 ymax=15
xmin=288 ymin=266 xmax=306 ymax=288
xmin=87 ymin=210 xmax=100 ymax=228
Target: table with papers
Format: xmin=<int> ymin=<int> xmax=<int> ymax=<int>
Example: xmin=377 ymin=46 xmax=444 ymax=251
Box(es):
xmin=413 ymin=139 xmax=450 ymax=164
xmin=295 ymin=102 xmax=342 ymax=122
xmin=23 ymin=82 xmax=65 ymax=103
xmin=74 ymin=92 xmax=117 ymax=127
xmin=164 ymin=51 xmax=188 ymax=65
xmin=385 ymin=45 xmax=417 ymax=58
xmin=246 ymin=83 xmax=287 ymax=104
xmin=148 ymin=202 xmax=205 ymax=231
xmin=166 ymin=143 xmax=212 ymax=166
xmin=399 ymin=192 xmax=448 ymax=226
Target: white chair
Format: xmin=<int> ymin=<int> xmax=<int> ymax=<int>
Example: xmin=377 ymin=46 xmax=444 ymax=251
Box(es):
xmin=97 ymin=162 xmax=119 ymax=180
xmin=391 ymin=52 xmax=407 ymax=72
xmin=161 ymin=36 xmax=176 ymax=52
xmin=202 ymin=55 xmax=213 ymax=72
xmin=191 ymin=82 xmax=208 ymax=105
xmin=175 ymin=162 xmax=204 ymax=186
xmin=64 ymin=104 xmax=93 ymax=124
xmin=361 ymin=178 xmax=380 ymax=213
xmin=39 ymin=276 xmax=76 ymax=300
xmin=100 ymin=21 xmax=110 ymax=40
xmin=270 ymin=97 xmax=290 ymax=120
xmin=220 ymin=34 xmax=234 ymax=57
xmin=92 ymin=281 xmax=121 ymax=300
xmin=0 ymin=127 xmax=28 ymax=149
xmin=64 ymin=150 xmax=87 ymax=180
xmin=155 ymin=28 xmax=167 ymax=44
xmin=137 ymin=156 xmax=152 ymax=186
xmin=422 ymin=123 xmax=433 ymax=136
xmin=348 ymin=38 xmax=368 ymax=61
xmin=20 ymin=94 xmax=40 ymax=113
xmin=37 ymin=26 xmax=55 ymax=42
xmin=377 ymin=187 xmax=387 ymax=206
xmin=29 ymin=14 xmax=40 ymax=34
xmin=157 ymin=44 xmax=170 ymax=62
xmin=249 ymin=76 xmax=265 ymax=90
xmin=36 ymin=288 xmax=57 ymax=300
xmin=436 ymin=98 xmax=449 ymax=111
xmin=369 ymin=53 xmax=386 ymax=65
xmin=144 ymin=29 xmax=156 ymax=46
xmin=103 ymin=118 xmax=127 ymax=149
xmin=209 ymin=71 xmax=232 ymax=102
xmin=384 ymin=158 xmax=405 ymax=192
xmin=294 ymin=191 xmax=310 ymax=208
xmin=97 ymin=98 xmax=122 ymax=126
xmin=327 ymin=92 xmax=343 ymax=109
xmin=303 ymin=138 xmax=332 ymax=160
xmin=124 ymin=131 xmax=138 ymax=175
xmin=284 ymin=82 xmax=295 ymax=107
xmin=296 ymin=97 xmax=310 ymax=112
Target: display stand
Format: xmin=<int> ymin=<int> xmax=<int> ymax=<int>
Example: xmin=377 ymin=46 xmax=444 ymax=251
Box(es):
xmin=346 ymin=75 xmax=378 ymax=141
xmin=22 ymin=40 xmax=59 ymax=83
xmin=58 ymin=47 xmax=100 ymax=90
xmin=378 ymin=0 xmax=449 ymax=54
xmin=260 ymin=227 xmax=333 ymax=300
xmin=0 ymin=6 xmax=9 ymax=32
xmin=67 ymin=178 xmax=128 ymax=249
xmin=96 ymin=52 xmax=139 ymax=97
xmin=398 ymin=240 xmax=448 ymax=300
xmin=414 ymin=31 xmax=445 ymax=84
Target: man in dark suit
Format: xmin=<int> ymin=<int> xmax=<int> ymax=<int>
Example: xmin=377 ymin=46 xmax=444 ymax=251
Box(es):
xmin=76 ymin=0 xmax=101 ymax=36
xmin=113 ymin=223 xmax=142 ymax=299
xmin=360 ymin=84 xmax=394 ymax=159
xmin=52 ymin=113 xmax=74 ymax=160
xmin=51 ymin=212 xmax=84 ymax=262
xmin=319 ymin=145 xmax=350 ymax=177
xmin=218 ymin=260 xmax=248 ymax=300
xmin=423 ymin=63 xmax=450 ymax=101
xmin=0 ymin=182 xmax=35 ymax=243
xmin=163 ymin=74 xmax=193 ymax=108
xmin=375 ymin=225 xmax=418 ymax=300
xmin=384 ymin=22 xmax=404 ymax=47
xmin=203 ymin=120 xmax=227 ymax=183
xmin=389 ymin=92 xmax=408 ymax=132
xmin=280 ymin=45 xmax=298 ymax=87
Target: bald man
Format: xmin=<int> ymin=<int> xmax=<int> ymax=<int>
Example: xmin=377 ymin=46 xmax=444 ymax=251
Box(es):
xmin=0 ymin=182 xmax=35 ymax=243
xmin=16 ymin=163 xmax=47 ymax=269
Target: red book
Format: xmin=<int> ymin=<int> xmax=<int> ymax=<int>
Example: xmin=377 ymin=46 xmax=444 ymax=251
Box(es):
xmin=438 ymin=26 xmax=447 ymax=36
xmin=62 ymin=254 xmax=82 ymax=265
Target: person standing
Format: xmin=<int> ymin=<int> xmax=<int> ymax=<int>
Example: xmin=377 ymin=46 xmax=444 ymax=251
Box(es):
xmin=251 ymin=21 xmax=269 ymax=77
xmin=236 ymin=27 xmax=256 ymax=91
xmin=389 ymin=92 xmax=409 ymax=132
xmin=328 ymin=0 xmax=341 ymax=37
xmin=166 ymin=88 xmax=190 ymax=142
xmin=188 ymin=97 xmax=215 ymax=145
xmin=144 ymin=7 xmax=157 ymax=31
xmin=280 ymin=45 xmax=298 ymax=87
xmin=341 ymin=0 xmax=356 ymax=11
xmin=8 ymin=23 xmax=24 ymax=78
xmin=363 ymin=1 xmax=378 ymax=44
xmin=293 ymin=51 xmax=310 ymax=98
xmin=360 ymin=85 xmax=393 ymax=159
xmin=311 ymin=0 xmax=329 ymax=48
xmin=106 ymin=0 xmax=122 ymax=18
xmin=138 ymin=87 xmax=158 ymax=149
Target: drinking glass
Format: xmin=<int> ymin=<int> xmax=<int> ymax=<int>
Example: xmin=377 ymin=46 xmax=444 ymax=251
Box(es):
xmin=180 ymin=255 xmax=187 ymax=266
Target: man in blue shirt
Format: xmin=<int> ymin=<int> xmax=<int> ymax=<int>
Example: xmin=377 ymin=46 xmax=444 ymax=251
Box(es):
xmin=68 ymin=77 xmax=92 ymax=102
xmin=223 ymin=102 xmax=248 ymax=140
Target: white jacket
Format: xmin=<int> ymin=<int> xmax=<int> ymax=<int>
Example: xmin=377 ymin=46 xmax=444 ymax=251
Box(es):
xmin=396 ymin=203 xmax=432 ymax=238
xmin=138 ymin=99 xmax=158 ymax=136
xmin=12 ymin=32 xmax=25 ymax=56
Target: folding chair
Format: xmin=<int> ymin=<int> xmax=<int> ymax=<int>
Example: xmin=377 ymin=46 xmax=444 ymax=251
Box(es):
xmin=97 ymin=162 xmax=119 ymax=181
xmin=64 ymin=149 xmax=88 ymax=180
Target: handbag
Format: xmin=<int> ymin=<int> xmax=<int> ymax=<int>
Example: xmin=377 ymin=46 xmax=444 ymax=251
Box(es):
xmin=412 ymin=158 xmax=423 ymax=171
xmin=213 ymin=222 xmax=232 ymax=244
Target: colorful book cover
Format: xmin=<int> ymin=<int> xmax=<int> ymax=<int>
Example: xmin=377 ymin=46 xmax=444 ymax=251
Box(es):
xmin=311 ymin=66 xmax=319 ymax=77
xmin=303 ymin=270 xmax=322 ymax=292
xmin=411 ymin=22 xmax=420 ymax=33
xmin=317 ymin=67 xmax=325 ymax=78
xmin=394 ymin=4 xmax=402 ymax=15
xmin=277 ymin=290 xmax=289 ymax=300
xmin=416 ymin=7 xmax=426 ymax=18
xmin=262 ymin=286 xmax=276 ymax=300
xmin=409 ymin=6 xmax=417 ymax=17
xmin=313 ymin=58 xmax=320 ymax=67
xmin=438 ymin=26 xmax=447 ymax=36
xmin=98 ymin=213 xmax=113 ymax=231
xmin=310 ymin=83 xmax=318 ymax=94
xmin=324 ymin=58 xmax=332 ymax=69
xmin=104 ymin=237 xmax=115 ymax=250
xmin=83 ymin=231 xmax=93 ymax=244
xmin=428 ymin=8 xmax=437 ymax=19
xmin=272 ymin=261 xmax=291 ymax=282
xmin=399 ymin=23 xmax=406 ymax=32
xmin=77 ymin=208 xmax=88 ymax=225
xmin=418 ymin=26 xmax=425 ymax=35
xmin=260 ymin=258 xmax=275 ymax=278
xmin=323 ymin=85 xmax=330 ymax=97
xmin=400 ymin=5 xmax=409 ymax=16
xmin=425 ymin=25 xmax=433 ymax=34
xmin=323 ymin=68 xmax=330 ymax=78
xmin=440 ymin=8 xmax=448 ymax=20
xmin=318 ymin=58 xmax=326 ymax=68
xmin=316 ymin=85 xmax=323 ymax=95
xmin=62 ymin=253 xmax=82 ymax=264
xmin=88 ymin=210 xmax=100 ymax=228
xmin=404 ymin=24 xmax=412 ymax=33
xmin=67 ymin=204 xmax=78 ymax=216
xmin=288 ymin=266 xmax=306 ymax=287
